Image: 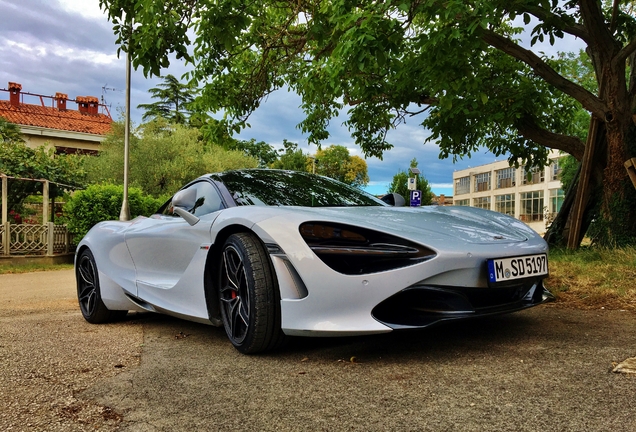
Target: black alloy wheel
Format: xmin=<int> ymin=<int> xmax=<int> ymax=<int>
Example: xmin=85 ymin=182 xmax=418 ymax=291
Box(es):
xmin=76 ymin=249 xmax=126 ymax=323
xmin=218 ymin=233 xmax=286 ymax=354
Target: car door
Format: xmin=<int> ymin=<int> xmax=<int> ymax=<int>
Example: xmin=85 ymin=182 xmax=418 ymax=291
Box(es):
xmin=124 ymin=180 xmax=225 ymax=318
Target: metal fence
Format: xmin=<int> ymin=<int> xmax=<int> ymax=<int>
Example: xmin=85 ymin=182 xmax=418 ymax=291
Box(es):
xmin=0 ymin=222 xmax=73 ymax=256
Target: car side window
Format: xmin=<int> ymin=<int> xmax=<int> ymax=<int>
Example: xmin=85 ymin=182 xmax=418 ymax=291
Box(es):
xmin=190 ymin=181 xmax=224 ymax=216
xmin=161 ymin=181 xmax=224 ymax=217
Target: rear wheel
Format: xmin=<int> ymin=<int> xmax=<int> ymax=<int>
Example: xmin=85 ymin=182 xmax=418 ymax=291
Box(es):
xmin=218 ymin=233 xmax=286 ymax=354
xmin=76 ymin=249 xmax=127 ymax=323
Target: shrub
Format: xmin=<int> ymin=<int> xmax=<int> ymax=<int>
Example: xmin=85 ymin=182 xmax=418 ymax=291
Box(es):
xmin=62 ymin=184 xmax=165 ymax=241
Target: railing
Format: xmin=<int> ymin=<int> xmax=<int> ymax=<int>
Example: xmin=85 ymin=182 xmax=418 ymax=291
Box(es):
xmin=0 ymin=222 xmax=74 ymax=256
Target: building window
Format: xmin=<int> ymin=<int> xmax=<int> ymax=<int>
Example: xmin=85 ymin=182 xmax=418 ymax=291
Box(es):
xmin=549 ymin=189 xmax=564 ymax=217
xmin=550 ymin=158 xmax=563 ymax=181
xmin=522 ymin=166 xmax=545 ymax=185
xmin=495 ymin=194 xmax=515 ymax=216
xmin=473 ymin=197 xmax=490 ymax=210
xmin=455 ymin=199 xmax=470 ymax=206
xmin=496 ymin=167 xmax=516 ymax=189
xmin=520 ymin=191 xmax=544 ymax=222
xmin=455 ymin=176 xmax=470 ymax=195
xmin=474 ymin=172 xmax=491 ymax=192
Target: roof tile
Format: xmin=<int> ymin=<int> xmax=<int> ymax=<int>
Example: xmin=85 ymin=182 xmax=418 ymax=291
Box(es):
xmin=0 ymin=101 xmax=113 ymax=135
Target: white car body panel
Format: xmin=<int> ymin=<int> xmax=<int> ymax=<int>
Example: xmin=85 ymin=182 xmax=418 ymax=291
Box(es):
xmin=76 ymin=171 xmax=552 ymax=341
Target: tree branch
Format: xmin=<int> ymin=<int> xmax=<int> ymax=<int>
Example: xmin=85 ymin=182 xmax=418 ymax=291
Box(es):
xmin=481 ymin=30 xmax=608 ymax=118
xmin=610 ymin=0 xmax=620 ymax=33
xmin=578 ymin=0 xmax=617 ymax=56
xmin=519 ymin=5 xmax=589 ymax=42
xmin=614 ymin=36 xmax=636 ymax=67
xmin=516 ymin=116 xmax=585 ymax=161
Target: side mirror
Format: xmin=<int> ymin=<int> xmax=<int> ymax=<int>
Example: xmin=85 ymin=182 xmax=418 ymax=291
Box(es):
xmin=171 ymin=188 xmax=200 ymax=226
xmin=380 ymin=193 xmax=406 ymax=207
xmin=172 ymin=188 xmax=197 ymax=210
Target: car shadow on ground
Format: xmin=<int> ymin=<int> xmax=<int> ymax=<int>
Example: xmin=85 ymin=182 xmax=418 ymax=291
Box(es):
xmin=118 ymin=308 xmax=544 ymax=362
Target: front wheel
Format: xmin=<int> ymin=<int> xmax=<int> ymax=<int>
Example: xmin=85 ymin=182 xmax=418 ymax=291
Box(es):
xmin=76 ymin=249 xmax=127 ymax=323
xmin=218 ymin=233 xmax=286 ymax=354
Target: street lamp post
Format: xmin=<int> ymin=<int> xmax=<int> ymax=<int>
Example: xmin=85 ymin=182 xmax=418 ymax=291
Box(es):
xmin=119 ymin=45 xmax=131 ymax=221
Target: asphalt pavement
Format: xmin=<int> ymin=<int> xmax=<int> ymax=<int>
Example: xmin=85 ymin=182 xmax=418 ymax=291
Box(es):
xmin=1 ymin=270 xmax=634 ymax=431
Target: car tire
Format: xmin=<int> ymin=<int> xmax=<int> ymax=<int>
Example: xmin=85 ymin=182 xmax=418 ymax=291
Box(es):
xmin=218 ymin=232 xmax=286 ymax=354
xmin=76 ymin=248 xmax=127 ymax=324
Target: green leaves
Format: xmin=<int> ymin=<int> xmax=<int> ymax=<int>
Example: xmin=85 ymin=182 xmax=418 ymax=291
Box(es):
xmin=98 ymin=0 xmax=634 ymax=171
xmin=387 ymin=159 xmax=433 ymax=204
xmin=85 ymin=120 xmax=258 ymax=197
xmin=0 ymin=130 xmax=86 ymax=211
xmin=62 ymin=184 xmax=164 ymax=241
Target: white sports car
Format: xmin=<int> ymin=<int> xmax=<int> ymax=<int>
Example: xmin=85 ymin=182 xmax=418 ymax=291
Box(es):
xmin=76 ymin=169 xmax=553 ymax=353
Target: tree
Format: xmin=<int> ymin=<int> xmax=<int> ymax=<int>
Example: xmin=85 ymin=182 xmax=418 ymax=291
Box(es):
xmin=312 ymin=145 xmax=369 ymax=187
xmin=0 ymin=135 xmax=85 ymax=215
xmin=387 ymin=158 xmax=433 ymax=205
xmin=226 ymin=138 xmax=279 ymax=167
xmin=100 ymin=0 xmax=636 ymax=246
xmin=137 ymin=74 xmax=196 ymax=124
xmin=86 ymin=119 xmax=258 ymax=197
xmin=0 ymin=117 xmax=24 ymax=143
xmin=269 ymin=140 xmax=310 ymax=172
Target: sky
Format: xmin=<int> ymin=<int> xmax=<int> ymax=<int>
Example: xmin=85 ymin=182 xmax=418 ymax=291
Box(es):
xmin=0 ymin=0 xmax=583 ymax=196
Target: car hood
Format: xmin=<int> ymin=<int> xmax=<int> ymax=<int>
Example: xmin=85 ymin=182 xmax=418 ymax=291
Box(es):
xmin=279 ymin=205 xmax=537 ymax=245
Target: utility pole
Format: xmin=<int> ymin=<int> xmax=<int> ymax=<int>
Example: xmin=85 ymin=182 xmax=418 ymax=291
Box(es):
xmin=119 ymin=42 xmax=132 ymax=221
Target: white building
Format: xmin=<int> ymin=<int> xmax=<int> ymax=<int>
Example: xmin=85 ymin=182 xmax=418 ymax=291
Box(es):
xmin=452 ymin=150 xmax=565 ymax=234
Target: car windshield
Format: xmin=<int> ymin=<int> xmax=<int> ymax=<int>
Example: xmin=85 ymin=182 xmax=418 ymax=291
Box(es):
xmin=211 ymin=170 xmax=386 ymax=207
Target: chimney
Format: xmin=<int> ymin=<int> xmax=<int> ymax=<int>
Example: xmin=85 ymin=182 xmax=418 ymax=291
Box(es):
xmin=76 ymin=96 xmax=89 ymax=114
xmin=8 ymin=82 xmax=22 ymax=107
xmin=87 ymin=96 xmax=99 ymax=115
xmin=76 ymin=96 xmax=99 ymax=115
xmin=55 ymin=92 xmax=68 ymax=111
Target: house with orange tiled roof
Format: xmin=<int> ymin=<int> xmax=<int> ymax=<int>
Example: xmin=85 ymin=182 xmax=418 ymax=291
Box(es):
xmin=0 ymin=82 xmax=113 ymax=154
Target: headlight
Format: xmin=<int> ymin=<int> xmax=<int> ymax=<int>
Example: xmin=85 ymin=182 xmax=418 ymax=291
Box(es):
xmin=299 ymin=222 xmax=436 ymax=275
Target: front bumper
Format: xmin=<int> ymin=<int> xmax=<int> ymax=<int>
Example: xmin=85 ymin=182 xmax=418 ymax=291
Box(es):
xmin=372 ymin=279 xmax=554 ymax=329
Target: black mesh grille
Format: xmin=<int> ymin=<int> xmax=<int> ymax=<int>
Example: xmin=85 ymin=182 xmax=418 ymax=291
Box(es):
xmin=372 ymin=280 xmax=548 ymax=328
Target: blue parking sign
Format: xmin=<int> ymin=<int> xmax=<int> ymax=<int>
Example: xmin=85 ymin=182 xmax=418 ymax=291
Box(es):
xmin=410 ymin=190 xmax=421 ymax=207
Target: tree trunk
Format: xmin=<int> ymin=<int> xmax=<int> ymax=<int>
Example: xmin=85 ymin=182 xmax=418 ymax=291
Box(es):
xmin=595 ymin=114 xmax=636 ymax=246
xmin=544 ymin=122 xmax=606 ymax=247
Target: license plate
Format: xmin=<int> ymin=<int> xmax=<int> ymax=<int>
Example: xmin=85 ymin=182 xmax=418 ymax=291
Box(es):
xmin=487 ymin=254 xmax=548 ymax=283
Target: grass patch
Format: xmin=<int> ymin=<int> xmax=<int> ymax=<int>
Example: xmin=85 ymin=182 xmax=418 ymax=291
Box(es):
xmin=0 ymin=263 xmax=74 ymax=275
xmin=546 ymin=246 xmax=636 ymax=310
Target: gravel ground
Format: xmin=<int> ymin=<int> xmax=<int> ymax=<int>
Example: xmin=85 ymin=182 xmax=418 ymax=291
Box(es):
xmin=0 ymin=271 xmax=142 ymax=431
xmin=1 ymin=270 xmax=635 ymax=431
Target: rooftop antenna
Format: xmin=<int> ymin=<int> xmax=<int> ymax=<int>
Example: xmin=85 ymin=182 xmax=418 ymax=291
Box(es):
xmin=101 ymin=84 xmax=122 ymax=111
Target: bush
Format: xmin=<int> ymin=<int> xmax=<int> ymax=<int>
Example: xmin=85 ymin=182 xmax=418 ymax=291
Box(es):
xmin=62 ymin=184 xmax=165 ymax=241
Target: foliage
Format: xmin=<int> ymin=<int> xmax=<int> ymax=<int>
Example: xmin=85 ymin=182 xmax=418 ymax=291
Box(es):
xmin=0 ymin=137 xmax=86 ymax=214
xmin=269 ymin=140 xmax=310 ymax=172
xmin=559 ymin=154 xmax=579 ymax=194
xmin=312 ymin=145 xmax=369 ymax=187
xmin=137 ymin=74 xmax=197 ymax=124
xmin=0 ymin=117 xmax=24 ymax=143
xmin=387 ymin=158 xmax=433 ymax=205
xmin=62 ymin=184 xmax=164 ymax=241
xmin=226 ymin=138 xmax=279 ymax=167
xmin=85 ymin=119 xmax=258 ymax=197
xmin=101 ymin=0 xmax=636 ymax=246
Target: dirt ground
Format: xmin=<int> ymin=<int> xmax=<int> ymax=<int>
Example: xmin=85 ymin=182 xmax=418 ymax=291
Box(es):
xmin=1 ymin=270 xmax=635 ymax=431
